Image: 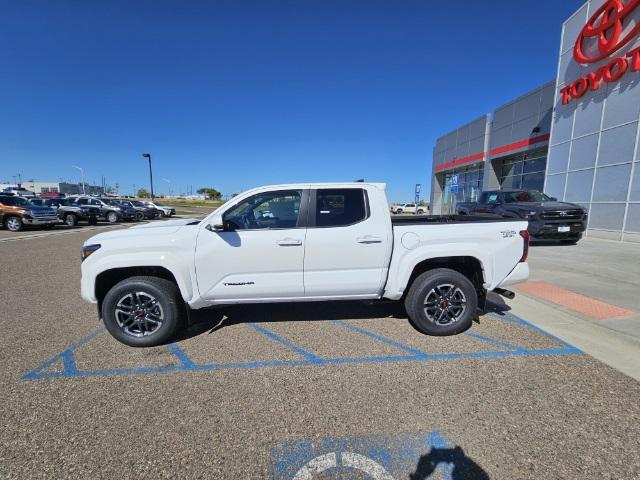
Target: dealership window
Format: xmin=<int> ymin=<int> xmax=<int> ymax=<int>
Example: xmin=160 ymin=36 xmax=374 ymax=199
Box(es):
xmin=498 ymin=148 xmax=547 ymax=192
xmin=441 ymin=165 xmax=484 ymax=214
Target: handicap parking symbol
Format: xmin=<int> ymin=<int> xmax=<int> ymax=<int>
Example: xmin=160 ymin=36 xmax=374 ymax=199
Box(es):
xmin=271 ymin=431 xmax=487 ymax=479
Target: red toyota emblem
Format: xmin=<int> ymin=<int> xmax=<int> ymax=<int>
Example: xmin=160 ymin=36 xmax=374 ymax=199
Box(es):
xmin=574 ymin=0 xmax=640 ymax=63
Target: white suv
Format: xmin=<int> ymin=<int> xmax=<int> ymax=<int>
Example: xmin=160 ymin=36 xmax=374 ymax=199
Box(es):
xmin=391 ymin=203 xmax=427 ymax=215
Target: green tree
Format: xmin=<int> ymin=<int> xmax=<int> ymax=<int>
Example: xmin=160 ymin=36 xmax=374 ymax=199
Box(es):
xmin=137 ymin=188 xmax=150 ymax=198
xmin=197 ymin=187 xmax=222 ymax=200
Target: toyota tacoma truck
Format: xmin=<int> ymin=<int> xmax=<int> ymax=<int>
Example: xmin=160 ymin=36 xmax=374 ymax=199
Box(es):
xmin=0 ymin=195 xmax=58 ymax=232
xmin=80 ymin=183 xmax=530 ymax=347
xmin=457 ymin=189 xmax=587 ymax=244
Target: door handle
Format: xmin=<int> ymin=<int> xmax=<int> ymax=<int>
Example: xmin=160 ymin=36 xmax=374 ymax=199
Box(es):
xmin=357 ymin=235 xmax=383 ymax=244
xmin=276 ymin=238 xmax=303 ymax=246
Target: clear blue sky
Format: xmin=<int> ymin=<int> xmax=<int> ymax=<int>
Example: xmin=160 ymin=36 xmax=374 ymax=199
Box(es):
xmin=2 ymin=0 xmax=583 ymax=201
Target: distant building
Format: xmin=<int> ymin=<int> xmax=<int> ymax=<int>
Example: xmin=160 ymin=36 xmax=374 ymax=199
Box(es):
xmin=0 ymin=181 xmax=105 ymax=196
xmin=58 ymin=182 xmax=105 ymax=196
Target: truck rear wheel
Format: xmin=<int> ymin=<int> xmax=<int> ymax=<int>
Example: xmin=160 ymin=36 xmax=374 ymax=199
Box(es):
xmin=101 ymin=276 xmax=185 ymax=347
xmin=404 ymin=268 xmax=477 ymax=336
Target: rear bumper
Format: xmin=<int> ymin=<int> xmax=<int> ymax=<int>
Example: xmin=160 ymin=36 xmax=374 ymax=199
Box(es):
xmin=498 ymin=262 xmax=529 ymax=288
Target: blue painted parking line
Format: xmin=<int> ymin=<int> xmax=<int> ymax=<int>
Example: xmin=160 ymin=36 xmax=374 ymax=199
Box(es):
xmin=271 ymin=431 xmax=460 ymax=479
xmin=23 ymin=311 xmax=582 ymax=381
xmin=331 ymin=320 xmax=430 ymax=358
xmin=464 ymin=331 xmax=526 ymax=352
xmin=247 ymin=322 xmax=322 ymax=363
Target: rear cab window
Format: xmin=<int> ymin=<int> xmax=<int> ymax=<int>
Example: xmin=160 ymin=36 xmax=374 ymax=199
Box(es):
xmin=314 ymin=188 xmax=368 ymax=227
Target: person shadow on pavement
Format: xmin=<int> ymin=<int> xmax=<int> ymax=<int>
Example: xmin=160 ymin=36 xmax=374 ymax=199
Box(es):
xmin=410 ymin=446 xmax=490 ymax=480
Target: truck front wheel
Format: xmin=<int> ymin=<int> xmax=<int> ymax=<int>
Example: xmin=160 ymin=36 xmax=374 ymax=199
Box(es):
xmin=404 ymin=268 xmax=477 ymax=336
xmin=102 ymin=276 xmax=185 ymax=347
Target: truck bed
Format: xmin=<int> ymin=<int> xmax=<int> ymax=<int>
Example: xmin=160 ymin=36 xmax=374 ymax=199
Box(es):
xmin=391 ymin=214 xmax=511 ymax=225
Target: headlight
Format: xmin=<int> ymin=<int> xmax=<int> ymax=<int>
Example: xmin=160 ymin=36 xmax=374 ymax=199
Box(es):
xmin=81 ymin=244 xmax=101 ymax=261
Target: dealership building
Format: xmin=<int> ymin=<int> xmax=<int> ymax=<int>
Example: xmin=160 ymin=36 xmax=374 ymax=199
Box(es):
xmin=430 ymin=0 xmax=640 ymax=242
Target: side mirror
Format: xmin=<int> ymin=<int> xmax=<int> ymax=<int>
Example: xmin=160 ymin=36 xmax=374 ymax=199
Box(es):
xmin=206 ymin=215 xmax=226 ymax=232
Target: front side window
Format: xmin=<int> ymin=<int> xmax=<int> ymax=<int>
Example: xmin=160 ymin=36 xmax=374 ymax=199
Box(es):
xmin=223 ymin=190 xmax=302 ymax=230
xmin=315 ymin=189 xmax=367 ymax=227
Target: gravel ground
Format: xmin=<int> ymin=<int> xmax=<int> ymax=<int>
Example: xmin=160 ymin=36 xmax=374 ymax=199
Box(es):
xmin=1 ymin=227 xmax=639 ymax=479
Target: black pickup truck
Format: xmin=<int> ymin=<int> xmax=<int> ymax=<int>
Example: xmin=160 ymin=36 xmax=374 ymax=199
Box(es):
xmin=31 ymin=197 xmax=101 ymax=226
xmin=457 ymin=189 xmax=587 ymax=243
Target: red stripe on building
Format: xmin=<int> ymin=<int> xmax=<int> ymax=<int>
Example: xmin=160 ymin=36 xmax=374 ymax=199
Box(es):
xmin=490 ymin=134 xmax=551 ymax=156
xmin=434 ymin=152 xmax=486 ymax=172
xmin=434 ymin=134 xmax=551 ymax=173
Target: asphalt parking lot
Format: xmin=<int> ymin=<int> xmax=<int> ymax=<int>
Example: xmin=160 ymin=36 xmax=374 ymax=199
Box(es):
xmin=2 ymin=226 xmax=640 ymax=479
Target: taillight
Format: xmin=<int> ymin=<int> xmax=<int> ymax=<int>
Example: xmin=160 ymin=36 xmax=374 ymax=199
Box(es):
xmin=519 ymin=230 xmax=530 ymax=262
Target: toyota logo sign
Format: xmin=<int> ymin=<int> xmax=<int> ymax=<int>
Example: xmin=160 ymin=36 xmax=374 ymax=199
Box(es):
xmin=561 ymin=0 xmax=640 ymax=104
xmin=575 ymin=0 xmax=640 ymax=63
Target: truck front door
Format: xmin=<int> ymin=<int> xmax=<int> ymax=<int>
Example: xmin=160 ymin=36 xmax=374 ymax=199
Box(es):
xmin=475 ymin=192 xmax=501 ymax=215
xmin=195 ymin=189 xmax=307 ymax=301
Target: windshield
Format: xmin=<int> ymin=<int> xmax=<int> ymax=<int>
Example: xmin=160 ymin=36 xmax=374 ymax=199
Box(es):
xmin=131 ymin=201 xmax=145 ymax=207
xmin=502 ymin=190 xmax=551 ymax=203
xmin=0 ymin=196 xmax=30 ymax=206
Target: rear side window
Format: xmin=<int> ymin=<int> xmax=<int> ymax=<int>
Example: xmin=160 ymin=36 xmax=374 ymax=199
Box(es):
xmin=315 ymin=189 xmax=367 ymax=227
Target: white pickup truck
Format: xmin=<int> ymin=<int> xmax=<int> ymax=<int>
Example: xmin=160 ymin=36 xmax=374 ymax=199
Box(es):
xmin=80 ymin=183 xmax=530 ymax=347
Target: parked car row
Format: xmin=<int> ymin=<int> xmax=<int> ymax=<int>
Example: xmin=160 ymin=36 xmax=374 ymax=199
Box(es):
xmin=0 ymin=193 xmax=176 ymax=232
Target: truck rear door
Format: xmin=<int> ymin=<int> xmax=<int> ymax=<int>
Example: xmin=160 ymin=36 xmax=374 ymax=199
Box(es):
xmin=303 ymin=187 xmax=391 ymax=298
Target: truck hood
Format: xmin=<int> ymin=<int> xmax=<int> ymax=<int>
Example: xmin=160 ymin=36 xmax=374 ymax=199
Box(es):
xmin=85 ymin=218 xmax=200 ymax=244
xmin=129 ymin=218 xmax=200 ymax=230
xmin=509 ymin=201 xmax=585 ymax=211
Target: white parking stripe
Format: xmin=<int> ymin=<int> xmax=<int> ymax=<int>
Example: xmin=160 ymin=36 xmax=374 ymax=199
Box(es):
xmin=0 ymin=224 xmax=128 ymax=243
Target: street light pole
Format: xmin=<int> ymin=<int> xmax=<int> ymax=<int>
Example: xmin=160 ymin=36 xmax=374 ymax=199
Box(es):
xmin=72 ymin=165 xmax=85 ymax=195
xmin=142 ymin=153 xmax=154 ymax=199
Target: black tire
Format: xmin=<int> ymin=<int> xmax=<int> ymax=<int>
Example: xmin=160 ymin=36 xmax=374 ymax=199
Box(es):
xmin=88 ymin=216 xmax=98 ymax=226
xmin=4 ymin=216 xmax=23 ymax=232
xmin=417 ymin=209 xmax=425 ymax=214
xmin=106 ymin=211 xmax=119 ymax=223
xmin=404 ymin=268 xmax=478 ymax=336
xmin=396 ymin=209 xmax=403 ymax=214
xmin=135 ymin=211 xmax=145 ymax=222
xmin=102 ymin=276 xmax=185 ymax=347
xmin=64 ymin=213 xmax=78 ymax=227
xmin=160 ymin=211 xmax=166 ymax=218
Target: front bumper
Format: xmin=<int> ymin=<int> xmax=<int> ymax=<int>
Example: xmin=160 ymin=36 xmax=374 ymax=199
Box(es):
xmin=23 ymin=216 xmax=58 ymax=225
xmin=528 ymin=219 xmax=586 ymax=239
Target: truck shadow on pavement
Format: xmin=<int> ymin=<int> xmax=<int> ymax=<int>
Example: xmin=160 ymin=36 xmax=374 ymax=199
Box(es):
xmin=177 ymin=293 xmax=512 ymax=343
xmin=179 ymin=300 xmax=409 ymax=341
xmin=410 ymin=445 xmax=490 ymax=480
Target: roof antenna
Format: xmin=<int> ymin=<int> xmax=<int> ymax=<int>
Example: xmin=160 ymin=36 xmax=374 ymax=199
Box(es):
xmin=355 ymin=179 xmax=365 ymax=182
